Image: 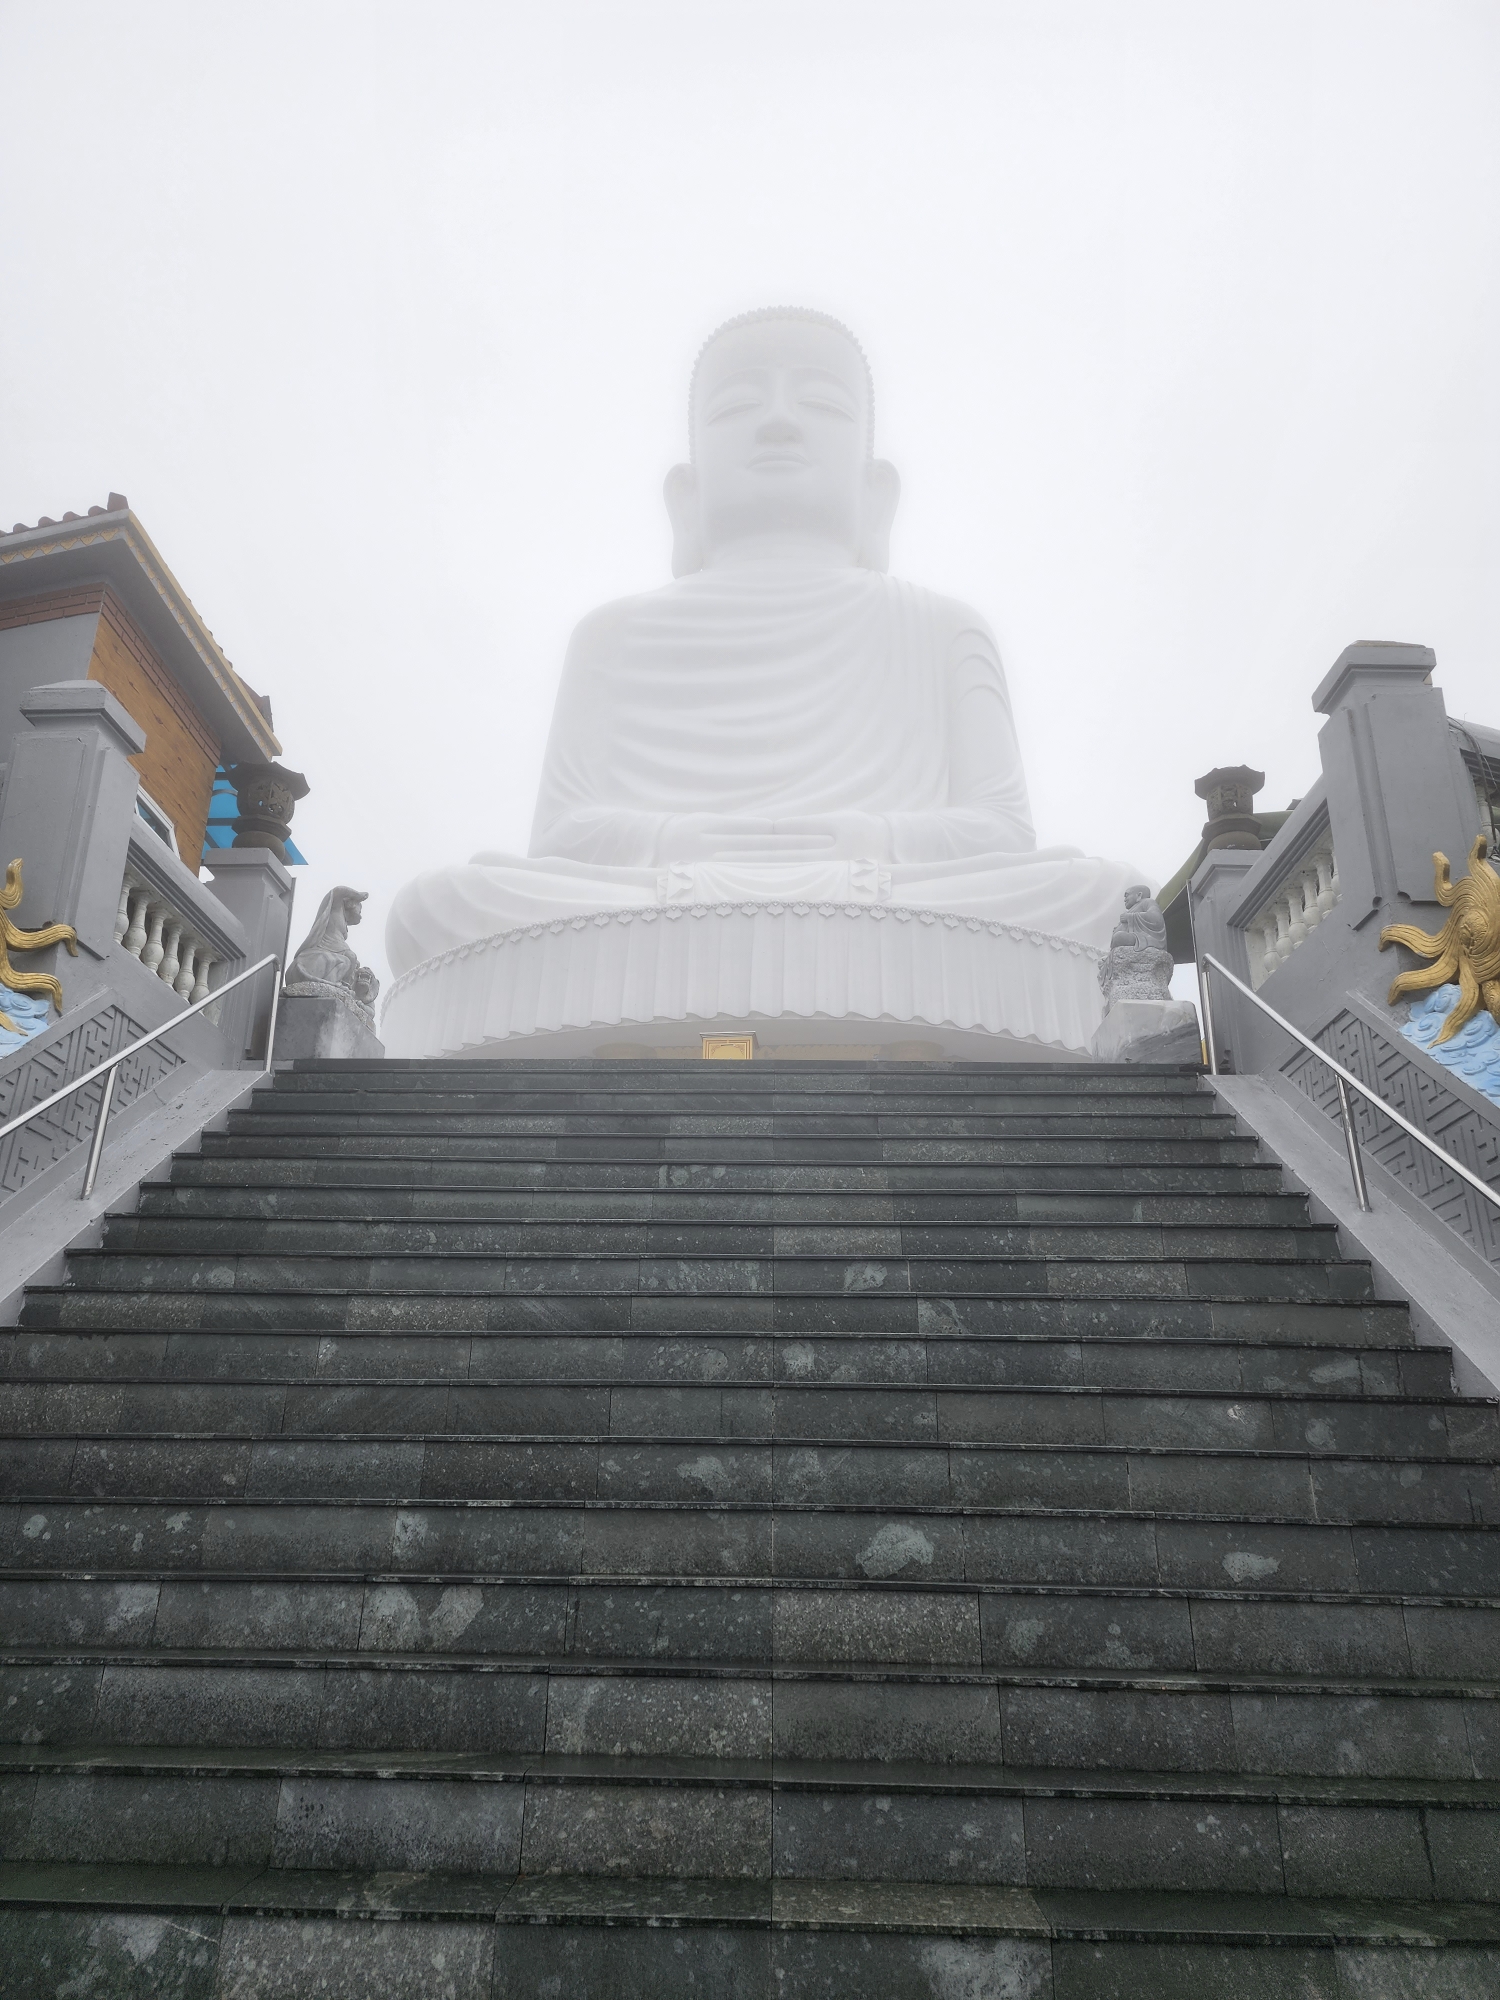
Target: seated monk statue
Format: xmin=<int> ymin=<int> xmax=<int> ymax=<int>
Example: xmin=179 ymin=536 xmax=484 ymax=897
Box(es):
xmin=385 ymin=308 xmax=1135 ymax=1049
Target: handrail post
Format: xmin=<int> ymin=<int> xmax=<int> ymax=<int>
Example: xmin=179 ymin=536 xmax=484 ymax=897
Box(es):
xmin=1199 ymin=960 xmax=1219 ymax=1076
xmin=265 ymin=958 xmax=283 ymax=1067
xmin=1334 ymin=1074 xmax=1373 ymax=1213
xmin=80 ymin=1066 xmax=118 ymax=1203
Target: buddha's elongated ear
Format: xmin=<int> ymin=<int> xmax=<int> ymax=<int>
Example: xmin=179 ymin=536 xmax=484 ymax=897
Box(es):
xmin=858 ymin=459 xmax=900 ymax=572
xmin=664 ymin=463 xmax=703 ymax=577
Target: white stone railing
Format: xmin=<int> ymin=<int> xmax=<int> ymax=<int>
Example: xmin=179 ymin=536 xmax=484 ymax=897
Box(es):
xmin=1242 ymin=839 xmax=1341 ymax=991
xmin=113 ymin=864 xmax=222 ymax=1004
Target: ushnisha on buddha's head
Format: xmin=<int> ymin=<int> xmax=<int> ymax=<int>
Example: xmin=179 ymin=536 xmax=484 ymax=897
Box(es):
xmin=664 ymin=308 xmax=901 ymax=577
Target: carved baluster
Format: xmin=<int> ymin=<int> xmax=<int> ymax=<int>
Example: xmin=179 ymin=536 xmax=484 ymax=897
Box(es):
xmin=1314 ymin=853 xmax=1337 ymax=918
xmin=1249 ymin=923 xmax=1274 ymax=990
xmin=113 ymin=879 xmax=133 ymax=946
xmin=123 ymin=887 xmax=149 ymax=959
xmin=159 ymin=921 xmax=182 ymax=991
xmin=141 ymin=903 xmax=167 ymax=974
xmin=1328 ymin=854 xmax=1341 ymax=907
xmin=175 ymin=939 xmax=199 ymax=1000
xmin=1272 ymin=904 xmax=1294 ymax=964
xmin=1257 ymin=926 xmax=1276 ymax=987
xmin=1286 ymin=883 xmax=1309 ymax=953
xmin=190 ymin=952 xmax=216 ymax=1007
xmin=1300 ymin=867 xmax=1322 ymax=936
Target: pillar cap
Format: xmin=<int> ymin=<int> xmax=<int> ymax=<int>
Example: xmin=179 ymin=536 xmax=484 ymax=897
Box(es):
xmin=1313 ymin=641 xmax=1436 ymax=715
xmin=19 ymin=679 xmax=146 ymax=756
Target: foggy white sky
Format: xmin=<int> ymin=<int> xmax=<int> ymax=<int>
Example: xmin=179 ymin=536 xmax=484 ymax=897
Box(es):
xmin=2 ymin=1 xmax=1497 ymax=999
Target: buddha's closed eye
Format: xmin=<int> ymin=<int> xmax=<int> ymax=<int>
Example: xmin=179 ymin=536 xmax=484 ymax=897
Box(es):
xmin=707 ymin=396 xmax=762 ymax=423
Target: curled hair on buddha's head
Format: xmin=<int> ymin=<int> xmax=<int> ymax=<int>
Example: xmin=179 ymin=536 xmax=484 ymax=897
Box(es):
xmin=688 ymin=307 xmax=875 ymax=461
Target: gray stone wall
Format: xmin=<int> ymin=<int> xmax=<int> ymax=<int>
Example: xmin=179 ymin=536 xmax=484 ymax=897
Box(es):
xmin=0 ymin=677 xmax=295 ymax=1232
xmin=1187 ymin=640 xmax=1500 ymax=1312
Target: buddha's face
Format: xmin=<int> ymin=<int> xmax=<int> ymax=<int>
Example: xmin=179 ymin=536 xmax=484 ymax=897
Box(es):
xmin=667 ymin=318 xmax=898 ymax=572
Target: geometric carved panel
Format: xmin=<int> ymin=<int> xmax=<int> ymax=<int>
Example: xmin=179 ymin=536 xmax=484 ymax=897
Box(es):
xmin=0 ymin=1004 xmax=183 ymax=1201
xmin=1283 ymin=1010 xmax=1500 ymax=1270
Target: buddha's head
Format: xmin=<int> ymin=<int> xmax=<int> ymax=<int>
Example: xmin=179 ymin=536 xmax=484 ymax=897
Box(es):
xmin=665 ymin=308 xmax=900 ymax=576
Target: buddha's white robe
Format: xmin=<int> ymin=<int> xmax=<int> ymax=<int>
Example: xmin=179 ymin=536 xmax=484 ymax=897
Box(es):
xmin=386 ymin=565 xmax=1133 ymax=980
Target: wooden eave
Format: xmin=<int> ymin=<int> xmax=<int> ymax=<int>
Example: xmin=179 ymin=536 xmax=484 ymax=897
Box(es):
xmin=0 ymin=509 xmax=281 ymax=763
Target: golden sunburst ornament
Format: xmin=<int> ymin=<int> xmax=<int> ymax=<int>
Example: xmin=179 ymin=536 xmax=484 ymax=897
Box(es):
xmin=0 ymin=858 xmax=79 ymax=1035
xmin=1380 ymin=836 xmax=1500 ymax=1045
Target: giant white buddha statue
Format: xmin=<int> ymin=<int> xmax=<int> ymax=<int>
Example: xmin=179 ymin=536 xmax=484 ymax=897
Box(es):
xmin=382 ymin=309 xmax=1136 ymax=1059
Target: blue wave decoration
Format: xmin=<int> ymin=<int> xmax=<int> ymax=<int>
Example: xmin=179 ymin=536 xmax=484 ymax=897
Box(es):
xmin=1400 ymin=984 xmax=1500 ymax=1108
xmin=0 ymin=989 xmax=55 ymax=1062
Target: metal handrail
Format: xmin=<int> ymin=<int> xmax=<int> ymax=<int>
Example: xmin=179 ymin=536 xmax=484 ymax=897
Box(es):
xmin=0 ymin=953 xmax=283 ymax=1201
xmin=1200 ymin=951 xmax=1500 ymax=1220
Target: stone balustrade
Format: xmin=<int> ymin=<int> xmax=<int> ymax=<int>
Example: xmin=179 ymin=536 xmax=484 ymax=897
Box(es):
xmin=1243 ymin=839 xmax=1341 ymax=991
xmin=113 ymin=865 xmax=221 ymax=1004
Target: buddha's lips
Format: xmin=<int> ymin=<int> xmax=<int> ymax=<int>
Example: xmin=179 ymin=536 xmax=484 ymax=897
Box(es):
xmin=748 ymin=451 xmax=811 ymax=470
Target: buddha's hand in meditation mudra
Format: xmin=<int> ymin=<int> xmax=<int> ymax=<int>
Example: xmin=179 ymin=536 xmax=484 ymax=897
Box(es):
xmin=655 ymin=812 xmax=894 ymax=865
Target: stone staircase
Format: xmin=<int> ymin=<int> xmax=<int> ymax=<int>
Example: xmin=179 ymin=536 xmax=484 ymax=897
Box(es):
xmin=2 ymin=1057 xmax=1498 ymax=1997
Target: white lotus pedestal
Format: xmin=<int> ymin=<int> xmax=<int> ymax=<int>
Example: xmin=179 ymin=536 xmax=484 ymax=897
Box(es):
xmin=379 ymin=899 xmax=1106 ymax=1061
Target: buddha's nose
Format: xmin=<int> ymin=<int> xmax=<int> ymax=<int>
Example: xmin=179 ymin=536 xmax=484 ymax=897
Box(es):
xmin=757 ymin=413 xmax=800 ymax=444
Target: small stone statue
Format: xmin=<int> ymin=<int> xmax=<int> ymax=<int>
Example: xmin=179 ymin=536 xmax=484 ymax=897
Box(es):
xmin=276 ymin=886 xmax=384 ymax=1061
xmin=1091 ymin=885 xmax=1201 ymax=1065
xmin=285 ymin=887 xmax=380 ymax=1016
xmin=1098 ymin=885 xmax=1175 ymax=1005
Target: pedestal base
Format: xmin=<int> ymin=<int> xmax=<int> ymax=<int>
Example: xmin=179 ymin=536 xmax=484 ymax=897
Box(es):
xmin=1091 ymin=996 xmax=1202 ymax=1064
xmin=380 ymin=900 xmax=1107 ymax=1061
xmin=276 ymin=991 xmax=385 ymax=1061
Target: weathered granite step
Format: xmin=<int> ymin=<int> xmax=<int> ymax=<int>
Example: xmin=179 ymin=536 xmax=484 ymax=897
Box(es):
xmin=7 ymin=1498 xmax=1500 ymax=1593
xmin=239 ymin=1088 xmax=1222 ymax=1120
xmin=172 ymin=1154 xmax=1291 ymax=1192
xmin=197 ymin=1131 xmax=1267 ymax=1165
xmin=4 ymin=1652 xmax=1497 ymax=1779
xmin=268 ymin=1060 xmax=1206 ymax=1094
xmin=138 ymin=1182 xmax=1319 ymax=1226
xmin=8 ymin=1575 xmax=1499 ymax=1677
xmin=6 ymin=1433 xmax=1492 ymax=1520
xmin=102 ymin=1217 xmax=1346 ymax=1265
xmin=3 ymin=1744 xmax=1495 ymax=1901
xmin=0 ymin=1341 xmax=1453 ymax=1414
xmin=52 ymin=1251 xmax=1382 ymax=1305
xmin=221 ymin=1110 xmax=1242 ymax=1142
xmin=13 ymin=1290 xmax=1415 ymax=1340
xmin=3 ymin=1868 xmax=1498 ymax=2000
xmin=15 ymin=1380 xmax=1479 ymax=1455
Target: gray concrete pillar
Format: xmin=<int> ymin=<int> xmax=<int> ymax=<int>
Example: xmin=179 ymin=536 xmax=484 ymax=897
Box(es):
xmin=0 ymin=681 xmax=147 ymax=1010
xmin=202 ymin=849 xmax=297 ymax=1059
xmin=1313 ymin=642 xmax=1478 ymax=934
xmin=1185 ymin=847 xmax=1260 ymax=1071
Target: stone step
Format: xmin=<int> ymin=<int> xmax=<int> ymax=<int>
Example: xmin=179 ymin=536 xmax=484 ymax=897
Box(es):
xmin=3 ymin=1867 xmax=1498 ymax=2000
xmin=171 ymin=1154 xmax=1291 ymax=1192
xmin=0 ymin=1338 xmax=1451 ymax=1406
xmin=52 ymin=1251 xmax=1381 ymax=1304
xmin=13 ymin=1291 xmax=1415 ymax=1341
xmin=198 ymin=1131 xmax=1266 ymax=1165
xmin=101 ymin=1216 xmax=1344 ymax=1264
xmin=14 ymin=1381 xmax=1478 ymax=1455
xmin=7 ymin=1575 xmax=1498 ymax=1677
xmin=4 ymin=1653 xmax=1497 ymax=1779
xmin=247 ymin=1088 xmax=1223 ymax=1119
xmin=5 ymin=1432 xmax=1492 ymax=1521
xmin=222 ymin=1110 xmax=1241 ymax=1141
xmin=2 ymin=1745 xmax=1495 ymax=1902
xmin=139 ymin=1182 xmax=1318 ymax=1225
xmin=264 ymin=1066 xmax=1208 ymax=1097
xmin=7 ymin=1498 xmax=1500 ymax=1593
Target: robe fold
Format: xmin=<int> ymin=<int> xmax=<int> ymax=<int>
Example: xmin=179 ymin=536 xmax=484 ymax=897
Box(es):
xmin=386 ymin=564 xmax=1134 ymax=979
